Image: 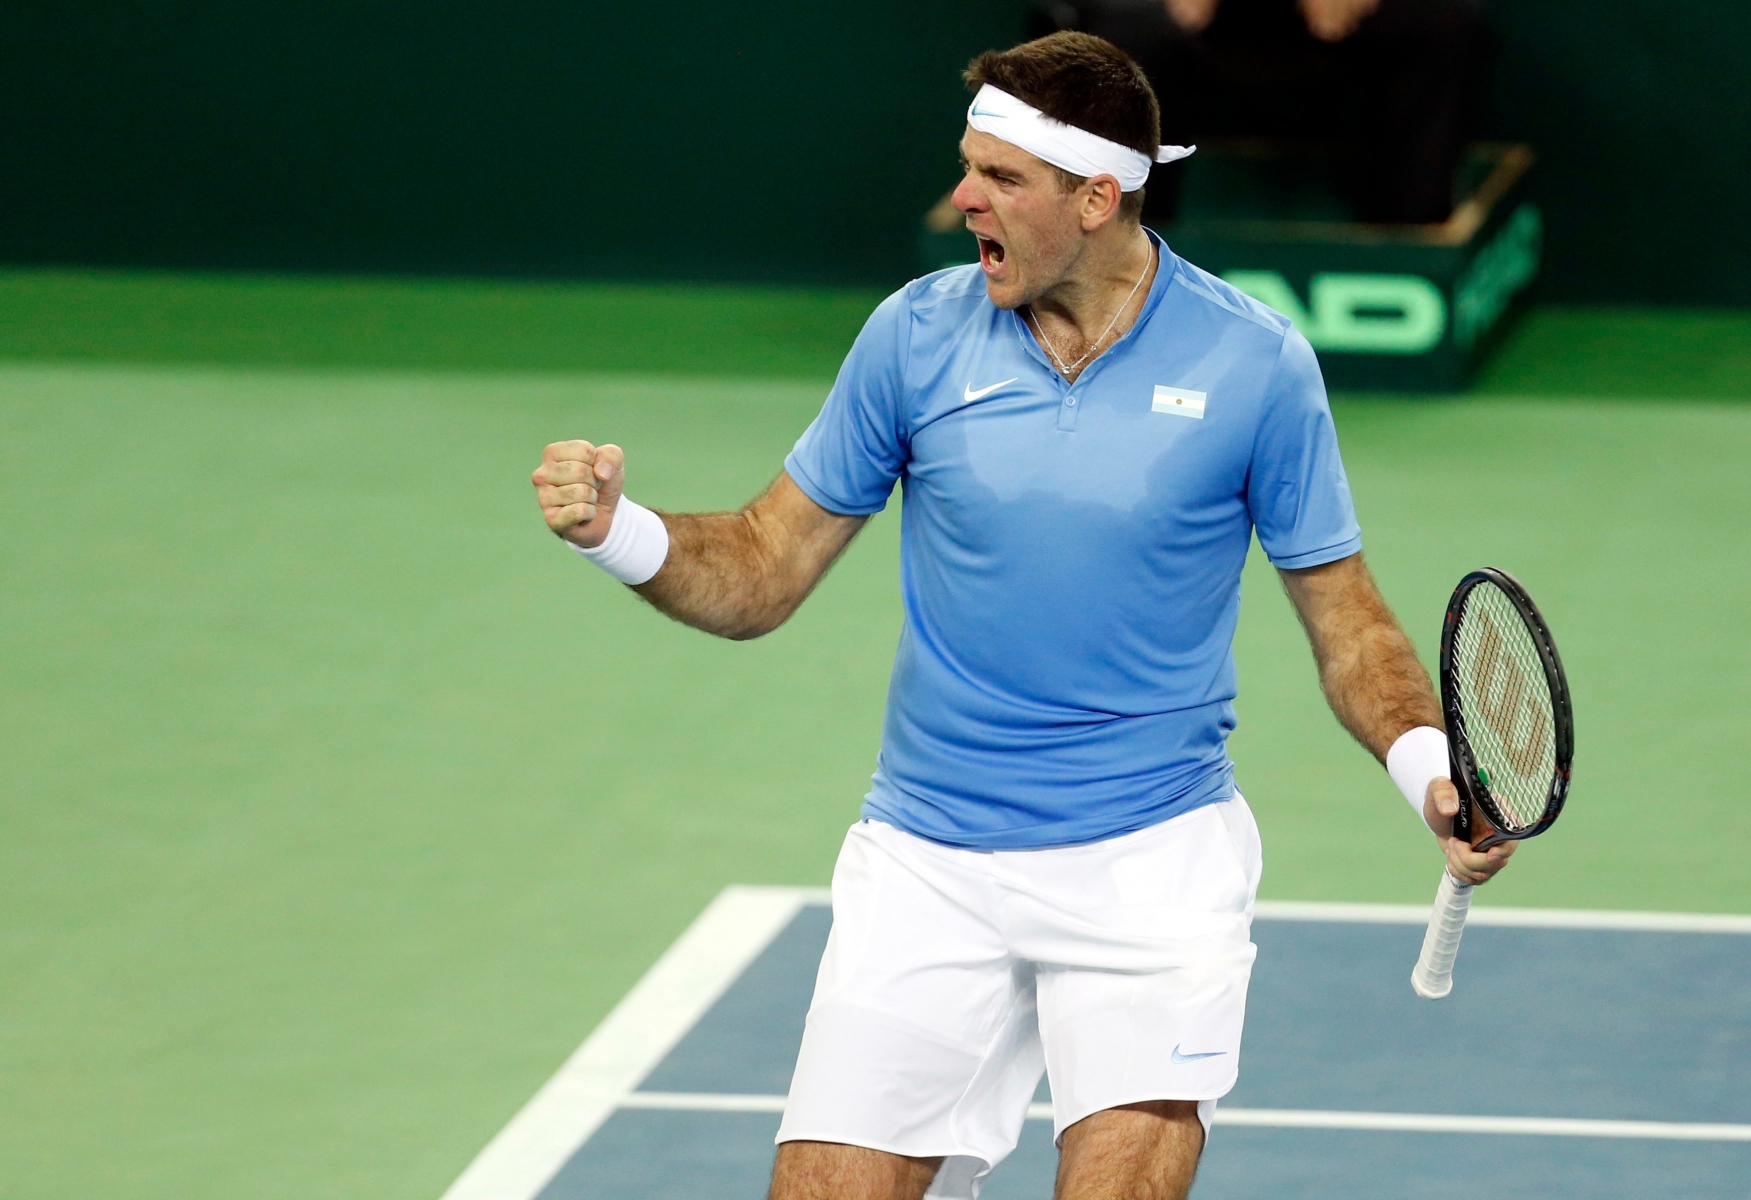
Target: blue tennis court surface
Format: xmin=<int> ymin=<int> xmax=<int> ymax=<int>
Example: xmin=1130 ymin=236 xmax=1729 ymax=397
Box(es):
xmin=452 ymin=891 xmax=1751 ymax=1200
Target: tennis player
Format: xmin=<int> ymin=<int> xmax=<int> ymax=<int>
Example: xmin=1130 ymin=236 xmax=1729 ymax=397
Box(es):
xmin=533 ymin=31 xmax=1513 ymax=1200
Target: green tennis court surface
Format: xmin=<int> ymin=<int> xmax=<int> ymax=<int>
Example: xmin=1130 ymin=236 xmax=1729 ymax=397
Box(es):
xmin=449 ymin=888 xmax=1751 ymax=1200
xmin=2 ymin=272 xmax=1748 ymax=1198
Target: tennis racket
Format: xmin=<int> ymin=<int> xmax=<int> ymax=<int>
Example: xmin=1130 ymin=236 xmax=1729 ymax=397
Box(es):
xmin=1410 ymin=568 xmax=1574 ymax=1000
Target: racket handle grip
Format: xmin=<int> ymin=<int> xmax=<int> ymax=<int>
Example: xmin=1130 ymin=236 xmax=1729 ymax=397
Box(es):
xmin=1411 ymin=870 xmax=1474 ymax=1000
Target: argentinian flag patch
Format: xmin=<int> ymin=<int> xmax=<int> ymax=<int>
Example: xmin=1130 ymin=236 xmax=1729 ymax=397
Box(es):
xmin=1152 ymin=385 xmax=1207 ymax=419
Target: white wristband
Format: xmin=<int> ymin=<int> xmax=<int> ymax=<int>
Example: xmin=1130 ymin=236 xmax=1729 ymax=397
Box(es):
xmin=1387 ymin=725 xmax=1450 ymax=826
xmin=568 ymin=497 xmax=669 ymax=585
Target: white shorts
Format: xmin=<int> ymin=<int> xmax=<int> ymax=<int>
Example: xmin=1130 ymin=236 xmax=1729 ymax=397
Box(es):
xmin=776 ymin=796 xmax=1263 ymax=1198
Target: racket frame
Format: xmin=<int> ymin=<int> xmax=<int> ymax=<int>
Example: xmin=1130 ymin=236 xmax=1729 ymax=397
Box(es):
xmin=1438 ymin=567 xmax=1574 ymax=851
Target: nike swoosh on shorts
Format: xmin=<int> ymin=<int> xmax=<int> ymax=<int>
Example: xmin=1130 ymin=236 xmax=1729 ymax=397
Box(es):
xmin=964 ymin=377 xmax=1019 ymax=403
xmin=1171 ymin=1045 xmax=1227 ymax=1063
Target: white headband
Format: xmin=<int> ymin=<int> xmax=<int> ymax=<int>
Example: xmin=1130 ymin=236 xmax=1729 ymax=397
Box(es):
xmin=966 ymin=84 xmax=1193 ymax=192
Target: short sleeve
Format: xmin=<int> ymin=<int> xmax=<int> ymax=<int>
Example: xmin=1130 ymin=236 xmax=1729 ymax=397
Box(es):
xmin=783 ymin=287 xmax=912 ymax=515
xmin=1247 ymin=328 xmax=1363 ymax=569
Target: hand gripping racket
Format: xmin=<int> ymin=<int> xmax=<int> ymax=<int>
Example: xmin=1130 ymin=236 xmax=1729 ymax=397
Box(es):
xmin=1410 ymin=568 xmax=1574 ymax=999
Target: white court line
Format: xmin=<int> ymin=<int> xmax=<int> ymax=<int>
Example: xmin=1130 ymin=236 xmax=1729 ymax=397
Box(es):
xmin=619 ymin=1092 xmax=1751 ymax=1142
xmin=602 ymin=886 xmax=1751 ymax=934
xmin=438 ymin=886 xmax=816 ymax=1200
xmin=1254 ymin=899 xmax=1751 ymax=933
xmin=439 ymin=885 xmax=1751 ymax=1198
xmin=1209 ymin=1107 xmax=1751 ymax=1141
xmin=621 ymin=1091 xmax=787 ymax=1114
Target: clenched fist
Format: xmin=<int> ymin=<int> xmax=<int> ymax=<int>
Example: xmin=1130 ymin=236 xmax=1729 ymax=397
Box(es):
xmin=532 ymin=440 xmax=626 ymax=549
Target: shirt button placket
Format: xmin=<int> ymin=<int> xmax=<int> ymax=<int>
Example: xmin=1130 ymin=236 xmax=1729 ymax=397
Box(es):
xmin=1055 ymin=391 xmax=1081 ymax=433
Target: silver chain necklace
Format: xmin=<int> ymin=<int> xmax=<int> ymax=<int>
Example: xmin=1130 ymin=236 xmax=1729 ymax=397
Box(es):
xmin=1026 ymin=241 xmax=1156 ymax=379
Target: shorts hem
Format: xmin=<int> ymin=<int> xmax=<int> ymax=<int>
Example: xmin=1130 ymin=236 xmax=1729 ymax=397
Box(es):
xmin=773 ymin=1127 xmax=984 ymax=1167
xmin=1054 ymin=1087 xmax=1232 ymax=1142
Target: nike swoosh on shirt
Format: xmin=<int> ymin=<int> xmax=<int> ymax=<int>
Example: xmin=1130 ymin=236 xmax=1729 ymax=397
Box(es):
xmin=1171 ymin=1045 xmax=1227 ymax=1064
xmin=964 ymin=377 xmax=1019 ymax=403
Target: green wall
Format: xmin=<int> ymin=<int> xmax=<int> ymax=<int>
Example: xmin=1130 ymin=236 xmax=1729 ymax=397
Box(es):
xmin=0 ymin=1 xmax=1023 ymax=286
xmin=1 ymin=2 xmax=1747 ymax=302
xmin=1487 ymin=1 xmax=1751 ymax=304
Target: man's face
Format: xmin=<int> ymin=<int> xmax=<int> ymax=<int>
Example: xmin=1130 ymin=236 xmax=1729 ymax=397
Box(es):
xmin=952 ymin=128 xmax=1088 ymax=310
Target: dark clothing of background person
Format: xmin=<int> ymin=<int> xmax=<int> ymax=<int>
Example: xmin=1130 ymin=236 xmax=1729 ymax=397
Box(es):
xmin=1033 ymin=0 xmax=1491 ymax=225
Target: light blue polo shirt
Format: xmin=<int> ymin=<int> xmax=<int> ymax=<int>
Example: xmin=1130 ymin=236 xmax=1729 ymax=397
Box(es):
xmin=785 ymin=234 xmax=1361 ymax=849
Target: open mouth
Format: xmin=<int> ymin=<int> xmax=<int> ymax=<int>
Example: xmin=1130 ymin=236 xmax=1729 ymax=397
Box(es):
xmin=976 ymin=235 xmax=1006 ymax=275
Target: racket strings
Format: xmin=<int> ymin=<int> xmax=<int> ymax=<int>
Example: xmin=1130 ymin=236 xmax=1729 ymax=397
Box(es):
xmin=1452 ymin=585 xmax=1556 ymax=830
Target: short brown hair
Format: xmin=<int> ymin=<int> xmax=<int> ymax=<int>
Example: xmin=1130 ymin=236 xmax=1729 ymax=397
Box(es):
xmin=964 ymin=32 xmax=1161 ymax=221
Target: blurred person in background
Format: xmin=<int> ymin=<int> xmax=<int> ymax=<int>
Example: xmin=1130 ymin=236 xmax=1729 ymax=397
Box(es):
xmin=1034 ymin=0 xmax=1491 ymax=224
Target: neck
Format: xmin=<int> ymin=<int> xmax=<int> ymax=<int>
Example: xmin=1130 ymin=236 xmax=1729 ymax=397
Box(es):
xmin=1030 ymin=224 xmax=1156 ymax=337
xmin=1024 ymin=224 xmax=1157 ymax=381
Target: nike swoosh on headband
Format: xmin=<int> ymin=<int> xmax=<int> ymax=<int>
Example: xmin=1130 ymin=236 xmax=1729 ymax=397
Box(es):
xmin=964 ymin=377 xmax=1019 ymax=403
xmin=1171 ymin=1045 xmax=1227 ymax=1063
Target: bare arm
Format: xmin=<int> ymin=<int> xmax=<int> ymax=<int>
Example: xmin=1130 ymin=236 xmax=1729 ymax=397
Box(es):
xmin=1278 ymin=552 xmax=1439 ymax=761
xmin=638 ymin=473 xmax=866 ymax=639
xmin=1280 ymin=552 xmax=1513 ymax=884
xmin=533 ymin=440 xmax=865 ymax=641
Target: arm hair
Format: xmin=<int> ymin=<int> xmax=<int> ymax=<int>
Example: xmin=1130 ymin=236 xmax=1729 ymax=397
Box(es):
xmin=634 ymin=472 xmax=867 ymax=640
xmin=1278 ymin=552 xmax=1442 ymax=760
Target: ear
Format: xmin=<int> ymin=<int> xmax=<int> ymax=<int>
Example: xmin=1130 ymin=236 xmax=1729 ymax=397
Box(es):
xmin=1079 ymin=175 xmax=1125 ymax=232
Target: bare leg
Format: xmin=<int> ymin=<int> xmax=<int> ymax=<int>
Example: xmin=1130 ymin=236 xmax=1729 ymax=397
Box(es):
xmin=1054 ymin=1100 xmax=1206 ymax=1200
xmin=768 ymin=1140 xmax=944 ymax=1200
